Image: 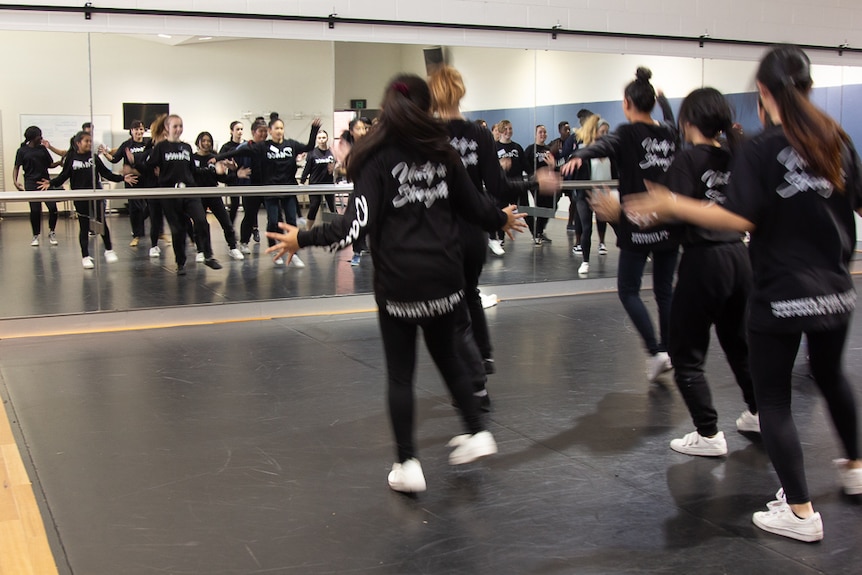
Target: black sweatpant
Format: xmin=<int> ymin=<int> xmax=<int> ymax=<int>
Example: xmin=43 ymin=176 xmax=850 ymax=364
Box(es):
xmin=378 ymin=301 xmax=486 ymax=463
xmin=128 ymin=198 xmax=148 ymax=239
xmin=200 ymin=197 xmax=238 ymax=250
xmin=240 ymin=196 xmax=263 ymax=243
xmin=749 ymin=324 xmax=859 ymax=505
xmin=617 ymin=247 xmax=678 ymax=356
xmin=670 ymin=242 xmax=756 ymax=437
xmin=29 ymin=201 xmax=58 ymax=236
xmin=148 ymin=199 xmax=165 ymax=247
xmin=307 ymin=193 xmax=335 ymax=221
xmin=163 ymin=197 xmax=212 ymax=266
xmin=74 ymin=200 xmax=112 ymax=258
xmin=462 ymin=224 xmax=492 ymax=361
xmin=534 ymin=190 xmax=555 ymax=237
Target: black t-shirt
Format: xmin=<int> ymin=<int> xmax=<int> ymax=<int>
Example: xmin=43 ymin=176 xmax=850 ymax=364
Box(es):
xmin=216 ymin=125 xmax=319 ymax=186
xmin=110 ymin=138 xmax=154 ymax=188
xmin=15 ymin=144 xmax=53 ymax=190
xmin=301 ymin=147 xmax=335 ymax=185
xmin=144 ymin=141 xmax=198 ymax=187
xmin=50 ymin=152 xmax=123 ymax=190
xmin=663 ymin=144 xmax=742 ymax=245
xmin=573 ymin=121 xmax=678 ymax=252
xmin=192 ymin=152 xmax=224 ymax=188
xmin=523 ymin=143 xmax=551 ymax=177
xmin=219 ymin=140 xmax=253 ymax=186
xmin=723 ymin=126 xmax=862 ymax=333
xmin=495 ymin=140 xmax=527 ymax=180
xmin=296 ymin=145 xmax=506 ymax=317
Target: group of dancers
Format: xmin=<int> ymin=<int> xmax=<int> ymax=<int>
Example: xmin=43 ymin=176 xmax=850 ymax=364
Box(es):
xmin=13 ymin=44 xmax=862 ymax=544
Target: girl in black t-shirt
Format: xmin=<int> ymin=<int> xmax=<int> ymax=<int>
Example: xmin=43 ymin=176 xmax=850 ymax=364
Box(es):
xmin=562 ymin=67 xmax=679 ymax=383
xmin=105 ymin=120 xmax=152 ymax=246
xmin=12 ymin=126 xmax=62 ymax=246
xmin=266 ymin=74 xmax=527 ymax=494
xmin=299 ymin=129 xmax=336 ymax=230
xmin=192 ymin=131 xmax=244 ymax=261
xmin=658 ymin=88 xmax=758 ymax=459
xmin=627 ymin=46 xmax=862 ymax=543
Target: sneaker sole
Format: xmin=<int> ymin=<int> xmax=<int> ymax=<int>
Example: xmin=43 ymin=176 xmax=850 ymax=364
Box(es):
xmin=752 ymin=513 xmax=823 ymax=542
xmin=669 ymin=444 xmax=727 ymax=457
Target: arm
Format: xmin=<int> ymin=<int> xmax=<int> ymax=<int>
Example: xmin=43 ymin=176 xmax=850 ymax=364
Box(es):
xmin=625 ymin=181 xmax=754 ymax=232
xmin=48 ymin=154 xmax=74 ymax=189
xmin=300 ymin=151 xmax=313 ymax=184
xmin=12 ymin=163 xmax=23 ymax=190
xmin=301 ymin=120 xmax=321 ymax=154
xmin=96 ymin=157 xmax=125 ymax=183
xmin=449 ymin=159 xmax=525 ymax=236
xmin=561 ymin=132 xmax=621 ymax=176
xmin=214 ymin=141 xmax=253 ymax=161
xmin=657 ymin=92 xmax=675 ymax=126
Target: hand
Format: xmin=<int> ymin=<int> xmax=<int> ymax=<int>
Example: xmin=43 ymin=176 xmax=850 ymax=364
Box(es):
xmin=37 ymin=179 xmax=51 ymax=191
xmin=542 ymin=152 xmax=555 ymax=167
xmin=223 ymin=159 xmax=238 ymax=171
xmin=124 ymin=173 xmax=138 ymax=185
xmin=312 ymin=117 xmax=322 ymax=128
xmin=535 ymin=167 xmax=560 ymax=195
xmin=501 ymin=204 xmax=528 ymax=240
xmin=98 ymin=144 xmax=108 ymax=155
xmin=41 ymin=139 xmax=51 ymax=148
xmin=265 ymin=221 xmax=300 ymax=263
xmin=586 ymin=186 xmax=621 ymax=224
xmin=560 ymin=157 xmax=582 ymax=177
xmin=237 ymin=167 xmax=251 ymax=179
xmin=622 ymin=180 xmax=676 ymax=226
xmin=14 ymin=182 xmax=24 ymax=191
xmin=499 ymin=157 xmax=512 ymax=172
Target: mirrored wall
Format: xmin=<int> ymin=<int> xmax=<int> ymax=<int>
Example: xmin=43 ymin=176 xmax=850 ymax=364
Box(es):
xmin=2 ymin=28 xmax=861 ymax=318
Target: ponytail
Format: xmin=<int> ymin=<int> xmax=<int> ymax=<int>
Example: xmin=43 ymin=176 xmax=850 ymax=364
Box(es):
xmin=678 ymin=87 xmax=740 ymax=152
xmin=346 ymin=74 xmax=455 ymax=181
xmin=757 ymin=45 xmax=848 ymax=191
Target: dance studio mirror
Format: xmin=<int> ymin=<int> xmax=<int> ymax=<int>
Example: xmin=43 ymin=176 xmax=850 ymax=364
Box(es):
xmin=2 ymin=29 xmax=860 ymax=318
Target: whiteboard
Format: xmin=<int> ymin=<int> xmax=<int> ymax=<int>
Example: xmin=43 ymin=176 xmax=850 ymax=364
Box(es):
xmin=19 ymin=114 xmax=113 ymax=153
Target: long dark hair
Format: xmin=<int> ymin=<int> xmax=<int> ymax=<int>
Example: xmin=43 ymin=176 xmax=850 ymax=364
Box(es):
xmin=678 ymin=87 xmax=740 ymax=151
xmin=757 ymin=45 xmax=848 ymax=191
xmin=346 ymin=74 xmax=456 ymax=181
xmin=624 ymin=67 xmax=656 ymax=113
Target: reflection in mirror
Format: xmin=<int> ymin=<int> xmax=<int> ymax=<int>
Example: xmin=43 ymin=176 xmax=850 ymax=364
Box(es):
xmin=3 ymin=31 xmax=862 ymax=319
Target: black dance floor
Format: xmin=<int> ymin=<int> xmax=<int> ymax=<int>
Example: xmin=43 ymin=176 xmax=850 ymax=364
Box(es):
xmin=2 ymin=283 xmax=862 ymax=574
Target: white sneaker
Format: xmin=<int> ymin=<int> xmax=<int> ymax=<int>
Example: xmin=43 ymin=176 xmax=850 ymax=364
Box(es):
xmin=297 ymin=217 xmax=308 ymax=228
xmin=448 ymin=430 xmax=498 ymax=465
xmin=647 ymin=351 xmax=673 ymax=382
xmin=488 ymin=239 xmax=505 ymax=256
xmin=48 ymin=231 xmax=58 ymax=245
xmin=30 ymin=235 xmax=40 ymax=246
xmin=833 ymin=459 xmax=862 ymax=495
xmin=767 ymin=488 xmax=786 ymax=511
xmin=752 ymin=500 xmax=823 ymax=542
xmin=578 ymin=261 xmax=589 ymax=275
xmin=274 ymin=257 xmax=285 ymax=266
xmin=195 ymin=252 xmax=205 ymax=263
xmin=149 ymin=246 xmax=161 ymax=257
xmin=82 ymin=256 xmax=95 ymax=269
xmin=480 ymin=293 xmax=498 ymax=309
xmin=387 ymin=458 xmax=426 ymax=493
xmin=736 ymin=410 xmax=761 ymax=433
xmin=228 ymin=248 xmax=245 ymax=260
xmin=239 ymin=242 xmax=251 ymax=254
xmin=104 ymin=250 xmax=119 ymax=264
xmin=598 ymin=242 xmax=608 ymax=255
xmin=670 ymin=430 xmax=727 ymax=457
xmin=290 ymin=254 xmax=306 ymax=268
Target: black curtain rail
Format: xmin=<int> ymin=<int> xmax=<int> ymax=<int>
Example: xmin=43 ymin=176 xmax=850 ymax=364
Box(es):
xmin=0 ymin=3 xmax=858 ymax=56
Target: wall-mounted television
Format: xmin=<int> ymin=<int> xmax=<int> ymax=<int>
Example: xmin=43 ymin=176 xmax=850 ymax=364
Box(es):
xmin=122 ymin=103 xmax=170 ymax=130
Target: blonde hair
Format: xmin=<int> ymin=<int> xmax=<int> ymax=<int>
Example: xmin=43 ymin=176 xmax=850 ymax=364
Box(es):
xmin=428 ymin=65 xmax=466 ymax=115
xmin=576 ymin=114 xmax=603 ymax=146
xmin=150 ymin=113 xmax=168 ymax=144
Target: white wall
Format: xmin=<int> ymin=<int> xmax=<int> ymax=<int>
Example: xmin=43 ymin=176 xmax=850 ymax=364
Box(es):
xmin=3 ymin=1 xmax=862 ymax=66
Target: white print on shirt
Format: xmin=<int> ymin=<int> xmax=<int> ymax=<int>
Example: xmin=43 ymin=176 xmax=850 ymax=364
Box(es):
xmin=776 ymin=147 xmax=834 ymax=199
xmin=314 ymin=157 xmax=334 ymax=165
xmin=451 ymin=137 xmax=479 ymax=167
xmin=71 ymin=159 xmax=93 ymax=171
xmin=331 ymin=195 xmax=369 ymax=250
xmin=639 ymin=138 xmax=675 ymax=171
xmin=267 ymin=145 xmax=294 ymax=160
xmin=385 ymin=290 xmax=465 ymax=319
xmin=391 ymin=161 xmax=450 ymax=208
xmin=497 ymin=149 xmax=520 ymax=159
xmin=631 ymin=229 xmax=670 ymax=245
xmin=770 ymin=289 xmax=856 ymax=319
xmin=702 ymin=169 xmax=730 ymax=204
xmin=129 ymin=145 xmax=146 ymax=154
xmin=164 ymin=150 xmax=190 ymax=162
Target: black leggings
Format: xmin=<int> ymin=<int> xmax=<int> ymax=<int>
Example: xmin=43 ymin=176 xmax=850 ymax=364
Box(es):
xmin=617 ymin=248 xmax=678 ymax=355
xmin=200 ymin=197 xmax=238 ymax=250
xmin=148 ymin=199 xmax=165 ymax=247
xmin=378 ymin=301 xmax=485 ymax=463
xmin=749 ymin=325 xmax=859 ymax=505
xmin=307 ymin=194 xmax=335 ymax=221
xmin=128 ymin=199 xmax=148 ymax=239
xmin=29 ymin=201 xmax=58 ymax=236
xmin=163 ymin=198 xmax=211 ymax=266
xmin=462 ymin=225 xmax=492 ymax=361
xmin=670 ymin=243 xmax=755 ymax=437
xmin=74 ymin=200 xmax=112 ymax=257
xmin=240 ymin=196 xmax=263 ymax=243
xmin=574 ymin=190 xmax=607 ymax=262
